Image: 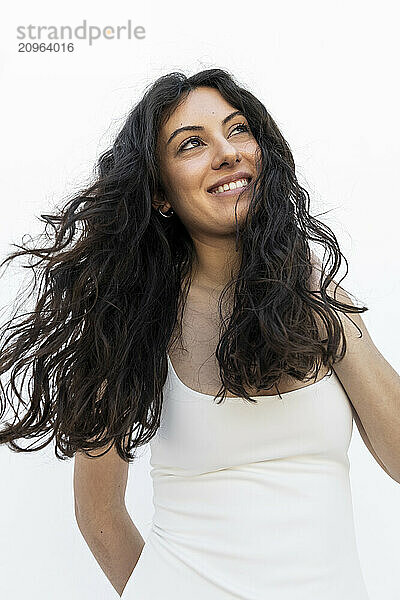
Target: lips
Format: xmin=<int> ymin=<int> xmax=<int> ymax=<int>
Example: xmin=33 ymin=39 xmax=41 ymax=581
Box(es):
xmin=209 ymin=181 xmax=251 ymax=199
xmin=206 ymin=171 xmax=253 ymax=194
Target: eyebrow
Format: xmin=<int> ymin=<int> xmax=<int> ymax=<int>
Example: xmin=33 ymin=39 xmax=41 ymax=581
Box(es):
xmin=166 ymin=110 xmax=246 ymax=146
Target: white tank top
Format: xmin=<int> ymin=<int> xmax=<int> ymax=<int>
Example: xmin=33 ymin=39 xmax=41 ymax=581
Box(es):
xmin=121 ymin=354 xmax=370 ymax=599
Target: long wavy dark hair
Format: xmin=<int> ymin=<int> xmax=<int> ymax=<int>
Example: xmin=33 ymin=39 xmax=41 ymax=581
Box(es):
xmin=0 ymin=68 xmax=367 ymax=463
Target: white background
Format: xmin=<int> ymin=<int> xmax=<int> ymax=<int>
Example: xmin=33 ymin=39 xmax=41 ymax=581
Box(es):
xmin=0 ymin=1 xmax=399 ymax=598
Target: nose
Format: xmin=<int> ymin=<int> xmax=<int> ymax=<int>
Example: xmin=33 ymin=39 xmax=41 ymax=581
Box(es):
xmin=211 ymin=137 xmax=242 ymax=169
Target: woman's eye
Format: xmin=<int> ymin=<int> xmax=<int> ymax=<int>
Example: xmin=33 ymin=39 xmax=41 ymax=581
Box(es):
xmin=178 ymin=123 xmax=250 ymax=153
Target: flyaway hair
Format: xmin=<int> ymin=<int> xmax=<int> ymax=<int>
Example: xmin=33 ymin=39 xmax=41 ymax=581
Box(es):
xmin=0 ymin=68 xmax=367 ymax=462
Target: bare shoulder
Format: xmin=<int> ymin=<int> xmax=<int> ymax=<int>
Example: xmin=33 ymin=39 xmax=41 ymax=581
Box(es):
xmin=308 ymin=251 xmax=362 ymax=343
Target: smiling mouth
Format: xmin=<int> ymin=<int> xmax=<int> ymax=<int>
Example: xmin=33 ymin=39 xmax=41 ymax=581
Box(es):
xmin=207 ymin=177 xmax=252 ymax=197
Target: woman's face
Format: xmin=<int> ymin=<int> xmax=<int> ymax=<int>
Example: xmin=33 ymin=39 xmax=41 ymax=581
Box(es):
xmin=154 ymin=86 xmax=260 ymax=237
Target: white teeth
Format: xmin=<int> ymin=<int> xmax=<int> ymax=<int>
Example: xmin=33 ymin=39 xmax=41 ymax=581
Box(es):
xmin=210 ymin=178 xmax=249 ymax=195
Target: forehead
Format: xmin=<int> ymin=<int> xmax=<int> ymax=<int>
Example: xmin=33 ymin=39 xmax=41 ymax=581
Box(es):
xmin=160 ymin=87 xmax=238 ymax=141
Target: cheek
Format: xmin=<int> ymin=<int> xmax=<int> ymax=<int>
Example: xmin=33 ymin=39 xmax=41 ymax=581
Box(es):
xmin=244 ymin=140 xmax=260 ymax=157
xmin=171 ymin=164 xmax=205 ymax=198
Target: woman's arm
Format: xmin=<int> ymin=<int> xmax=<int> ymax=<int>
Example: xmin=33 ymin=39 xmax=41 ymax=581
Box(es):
xmin=310 ymin=252 xmax=400 ymax=482
xmin=75 ymin=500 xmax=145 ymax=596
xmin=74 ymin=436 xmax=145 ymax=596
xmin=330 ymin=283 xmax=400 ymax=483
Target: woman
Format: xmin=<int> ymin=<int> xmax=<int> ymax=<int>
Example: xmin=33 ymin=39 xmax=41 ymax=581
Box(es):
xmin=1 ymin=68 xmax=398 ymax=599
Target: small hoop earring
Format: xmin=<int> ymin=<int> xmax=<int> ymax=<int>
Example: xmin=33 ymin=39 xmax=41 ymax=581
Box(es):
xmin=158 ymin=206 xmax=174 ymax=218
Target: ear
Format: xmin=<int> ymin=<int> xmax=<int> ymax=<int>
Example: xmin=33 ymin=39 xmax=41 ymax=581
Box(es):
xmin=152 ymin=190 xmax=171 ymax=212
